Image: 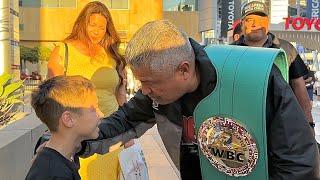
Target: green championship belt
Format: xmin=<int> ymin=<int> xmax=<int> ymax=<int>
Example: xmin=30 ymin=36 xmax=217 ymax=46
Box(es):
xmin=194 ymin=45 xmax=288 ymax=179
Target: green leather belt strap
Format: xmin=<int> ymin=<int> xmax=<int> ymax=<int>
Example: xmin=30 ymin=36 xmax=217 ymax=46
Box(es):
xmin=194 ymin=45 xmax=288 ymax=180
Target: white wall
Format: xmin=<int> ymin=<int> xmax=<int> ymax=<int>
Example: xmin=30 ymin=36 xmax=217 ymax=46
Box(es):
xmin=270 ymin=0 xmax=289 ymax=24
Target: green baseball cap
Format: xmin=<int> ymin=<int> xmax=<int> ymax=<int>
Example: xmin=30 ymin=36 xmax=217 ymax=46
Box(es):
xmin=242 ymin=1 xmax=268 ymax=18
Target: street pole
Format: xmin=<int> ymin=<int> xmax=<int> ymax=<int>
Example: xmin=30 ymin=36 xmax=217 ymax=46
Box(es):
xmin=313 ymin=50 xmax=319 ymax=71
xmin=297 ymin=0 xmax=300 ymax=16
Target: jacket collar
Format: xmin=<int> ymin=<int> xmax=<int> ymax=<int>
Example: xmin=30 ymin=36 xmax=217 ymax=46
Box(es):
xmin=183 ymin=38 xmax=217 ymax=102
xmin=234 ymin=32 xmax=280 ymax=48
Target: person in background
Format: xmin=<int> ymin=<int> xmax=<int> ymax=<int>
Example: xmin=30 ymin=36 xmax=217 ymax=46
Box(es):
xmin=232 ymin=1 xmax=315 ymax=132
xmin=47 ymin=1 xmax=131 ymax=179
xmin=232 ymin=21 xmax=242 ymax=42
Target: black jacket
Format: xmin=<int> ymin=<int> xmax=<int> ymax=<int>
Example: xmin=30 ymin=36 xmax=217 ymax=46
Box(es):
xmin=84 ymin=39 xmax=320 ymax=179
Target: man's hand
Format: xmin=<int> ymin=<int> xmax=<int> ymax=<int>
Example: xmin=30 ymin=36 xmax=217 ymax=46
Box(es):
xmin=124 ymin=139 xmax=135 ymax=148
xmin=109 ymin=141 xmax=123 ymax=152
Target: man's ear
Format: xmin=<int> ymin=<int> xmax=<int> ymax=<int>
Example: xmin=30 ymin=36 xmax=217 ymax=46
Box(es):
xmin=60 ymin=111 xmax=75 ymax=128
xmin=177 ymin=61 xmax=192 ymax=80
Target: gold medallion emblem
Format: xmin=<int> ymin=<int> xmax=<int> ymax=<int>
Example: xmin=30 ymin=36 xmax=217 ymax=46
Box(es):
xmin=198 ymin=116 xmax=258 ymax=176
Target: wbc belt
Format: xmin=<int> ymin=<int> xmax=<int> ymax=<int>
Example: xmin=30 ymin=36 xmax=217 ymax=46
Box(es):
xmin=194 ymin=45 xmax=288 ymax=180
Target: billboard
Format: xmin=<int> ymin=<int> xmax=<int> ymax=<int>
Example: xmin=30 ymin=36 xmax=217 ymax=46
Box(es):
xmin=221 ymin=0 xmax=241 ymax=38
xmin=307 ymin=0 xmax=320 ymax=18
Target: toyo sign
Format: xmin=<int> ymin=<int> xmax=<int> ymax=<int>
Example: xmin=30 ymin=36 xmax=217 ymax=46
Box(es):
xmin=284 ymin=17 xmax=320 ymax=31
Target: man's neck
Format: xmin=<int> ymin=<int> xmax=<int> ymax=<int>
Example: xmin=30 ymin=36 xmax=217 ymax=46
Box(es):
xmin=244 ymin=36 xmax=268 ymax=47
xmin=46 ymin=133 xmax=81 ymax=162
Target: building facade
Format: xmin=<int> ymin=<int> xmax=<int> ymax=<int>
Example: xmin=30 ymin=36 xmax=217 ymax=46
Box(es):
xmin=19 ymin=0 xmax=163 ymax=47
xmin=17 ymin=0 xmax=162 ymax=76
xmin=6 ymin=0 xmax=320 ymax=76
xmin=163 ymin=0 xmax=201 ymax=42
xmin=0 ymin=0 xmax=19 ymax=77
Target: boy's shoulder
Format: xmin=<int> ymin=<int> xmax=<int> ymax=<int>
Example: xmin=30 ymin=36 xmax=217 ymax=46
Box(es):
xmin=26 ymin=147 xmax=80 ymax=180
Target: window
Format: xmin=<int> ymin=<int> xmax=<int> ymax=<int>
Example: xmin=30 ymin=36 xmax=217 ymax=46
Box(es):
xmin=202 ymin=30 xmax=216 ymax=45
xmin=20 ymin=0 xmax=76 ymax=7
xmin=99 ymin=0 xmax=129 ymax=9
xmin=19 ymin=24 xmax=24 ymax=31
xmin=288 ymin=6 xmax=297 ymax=17
xmin=41 ymin=0 xmax=76 ymax=7
xmin=20 ymin=0 xmax=41 ymax=7
xmin=163 ymin=0 xmax=198 ymax=11
xmin=41 ymin=0 xmax=59 ymax=7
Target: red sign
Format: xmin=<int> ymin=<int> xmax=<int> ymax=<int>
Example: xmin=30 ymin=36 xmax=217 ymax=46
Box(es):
xmin=284 ymin=17 xmax=320 ymax=31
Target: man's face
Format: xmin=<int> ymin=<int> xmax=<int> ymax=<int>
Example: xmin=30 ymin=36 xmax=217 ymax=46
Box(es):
xmin=133 ymin=65 xmax=188 ymax=105
xmin=74 ymin=92 xmax=103 ymax=140
xmin=243 ymin=14 xmax=269 ymax=42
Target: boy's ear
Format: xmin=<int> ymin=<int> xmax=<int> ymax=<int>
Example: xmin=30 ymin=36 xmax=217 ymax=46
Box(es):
xmin=60 ymin=111 xmax=75 ymax=128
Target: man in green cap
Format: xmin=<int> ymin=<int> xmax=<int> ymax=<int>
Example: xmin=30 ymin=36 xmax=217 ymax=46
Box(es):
xmin=232 ymin=1 xmax=315 ymax=132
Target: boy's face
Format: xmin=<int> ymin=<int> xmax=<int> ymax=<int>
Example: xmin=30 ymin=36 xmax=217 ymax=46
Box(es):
xmin=73 ymin=91 xmax=103 ymax=140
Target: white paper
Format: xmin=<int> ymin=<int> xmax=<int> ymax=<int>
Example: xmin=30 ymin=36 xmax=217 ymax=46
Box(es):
xmin=119 ymin=141 xmax=149 ymax=180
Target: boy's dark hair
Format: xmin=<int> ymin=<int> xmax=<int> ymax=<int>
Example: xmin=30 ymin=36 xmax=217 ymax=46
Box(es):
xmin=31 ymin=75 xmax=95 ymax=132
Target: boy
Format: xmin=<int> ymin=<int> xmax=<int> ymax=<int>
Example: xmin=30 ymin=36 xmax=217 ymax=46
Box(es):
xmin=26 ymin=75 xmax=103 ymax=180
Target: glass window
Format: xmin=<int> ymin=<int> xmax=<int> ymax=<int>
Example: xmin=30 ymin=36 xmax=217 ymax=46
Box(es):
xmin=288 ymin=6 xmax=297 ymax=16
xmin=59 ymin=0 xmax=76 ymax=7
xmin=98 ymin=0 xmax=128 ymax=9
xmin=41 ymin=0 xmax=76 ymax=7
xmin=19 ymin=24 xmax=24 ymax=31
xmin=20 ymin=0 xmax=41 ymax=7
xmin=163 ymin=0 xmax=198 ymax=11
xmin=41 ymin=0 xmax=59 ymax=7
xmin=98 ymin=0 xmax=111 ymax=8
xmin=202 ymin=30 xmax=217 ymax=45
xmin=20 ymin=0 xmax=76 ymax=7
xmin=111 ymin=0 xmax=128 ymax=9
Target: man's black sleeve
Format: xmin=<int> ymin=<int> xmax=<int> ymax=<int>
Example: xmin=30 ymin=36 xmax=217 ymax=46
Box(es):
xmin=98 ymin=90 xmax=155 ymax=139
xmin=266 ymin=65 xmax=320 ymax=179
xmin=289 ymin=52 xmax=308 ymax=80
xmin=77 ymin=91 xmax=156 ymax=157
